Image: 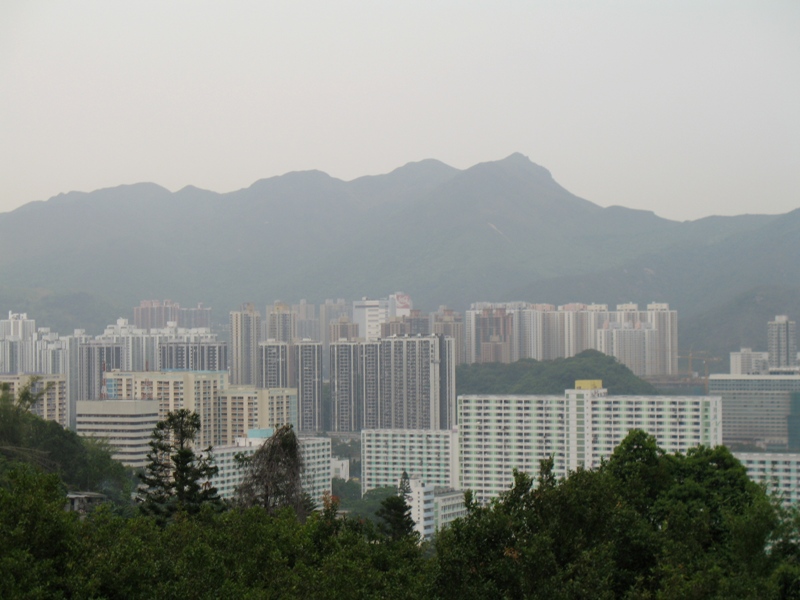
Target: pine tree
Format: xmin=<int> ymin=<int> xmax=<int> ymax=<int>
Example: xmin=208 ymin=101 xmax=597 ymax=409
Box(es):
xmin=138 ymin=409 xmax=221 ymax=523
xmin=376 ymin=494 xmax=416 ymax=541
xmin=398 ymin=469 xmax=412 ymax=502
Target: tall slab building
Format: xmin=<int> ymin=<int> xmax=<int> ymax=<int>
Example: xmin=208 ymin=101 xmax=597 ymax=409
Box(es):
xmin=230 ymin=304 xmax=261 ymax=386
xmin=295 ymin=341 xmax=323 ymax=432
xmin=769 ymin=315 xmax=798 ymax=370
xmin=329 ymin=334 xmax=455 ymax=432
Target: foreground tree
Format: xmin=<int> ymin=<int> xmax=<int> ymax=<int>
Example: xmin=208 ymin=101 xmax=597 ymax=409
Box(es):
xmin=376 ymin=494 xmax=416 ymax=542
xmin=138 ymin=409 xmax=221 ymax=522
xmin=235 ymin=424 xmax=312 ymax=518
xmin=434 ymin=430 xmax=787 ymax=599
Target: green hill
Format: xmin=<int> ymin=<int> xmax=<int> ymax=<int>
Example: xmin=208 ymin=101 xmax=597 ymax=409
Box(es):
xmin=456 ymin=350 xmax=658 ymax=396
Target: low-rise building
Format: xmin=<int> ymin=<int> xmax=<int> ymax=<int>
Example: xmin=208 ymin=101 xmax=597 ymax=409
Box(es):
xmin=331 ymin=457 xmax=350 ymax=480
xmin=734 ymin=452 xmax=800 ymax=507
xmin=433 ymin=487 xmax=467 ymax=532
xmin=407 ymin=476 xmax=435 ymax=539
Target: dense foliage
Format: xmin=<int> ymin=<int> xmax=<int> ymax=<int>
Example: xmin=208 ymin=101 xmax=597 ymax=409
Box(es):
xmin=3 ymin=388 xmax=800 ymax=598
xmin=0 ymin=381 xmax=133 ymax=503
xmin=138 ymin=409 xmax=222 ymax=523
xmin=456 ymin=349 xmax=658 ymax=396
xmin=3 ymin=431 xmax=800 ymax=597
xmin=435 ymin=431 xmax=800 ymax=599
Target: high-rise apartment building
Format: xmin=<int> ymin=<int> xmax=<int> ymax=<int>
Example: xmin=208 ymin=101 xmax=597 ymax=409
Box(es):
xmin=230 ymin=304 xmax=261 ymax=385
xmin=330 ymin=341 xmax=360 ymax=432
xmin=179 ymin=303 xmax=212 ymax=329
xmin=459 ymin=384 xmax=721 ymax=503
xmin=361 ymin=428 xmax=460 ymax=493
xmin=158 ymin=341 xmax=227 ymax=371
xmin=102 ymin=370 xmax=228 ymax=447
xmin=211 ymin=431 xmax=331 ymax=507
xmin=319 ymin=299 xmax=349 ymax=373
xmin=329 ymin=334 xmax=455 ymax=432
xmin=431 ymin=307 xmax=465 ymax=365
xmin=133 ymin=300 xmax=181 ymax=330
xmin=596 ymin=322 xmax=658 ymax=377
xmin=329 ymin=316 xmax=359 ymax=343
xmin=769 ymin=315 xmax=797 ymax=370
xmin=79 ymin=341 xmax=123 ymax=401
xmin=734 ymin=452 xmax=800 ymax=507
xmin=379 ymin=335 xmax=455 ymax=430
xmin=380 ymin=310 xmax=430 ymax=338
xmin=293 ymin=300 xmax=320 ymax=341
xmin=464 ymin=301 xmax=678 ymax=376
xmin=217 ymin=386 xmax=298 ymax=445
xmin=266 ymin=301 xmax=297 ymax=343
xmin=360 ymin=341 xmax=382 ymax=430
xmin=0 ymin=311 xmax=37 ymax=340
xmin=257 ymin=341 xmax=290 ymax=389
xmin=465 ymin=305 xmax=515 ymax=364
xmin=295 ymin=341 xmax=322 ymax=432
xmin=353 ymin=298 xmax=389 ymax=342
xmin=730 ymin=348 xmax=770 ymax=375
xmin=0 ymin=373 xmax=68 ymax=427
xmin=133 ymin=300 xmax=212 ymax=330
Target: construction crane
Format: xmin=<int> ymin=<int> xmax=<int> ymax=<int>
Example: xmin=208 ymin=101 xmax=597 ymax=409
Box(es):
xmin=679 ymin=349 xmax=722 ymax=393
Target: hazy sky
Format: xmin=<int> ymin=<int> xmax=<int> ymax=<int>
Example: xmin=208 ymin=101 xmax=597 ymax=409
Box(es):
xmin=2 ymin=1 xmax=798 ymax=221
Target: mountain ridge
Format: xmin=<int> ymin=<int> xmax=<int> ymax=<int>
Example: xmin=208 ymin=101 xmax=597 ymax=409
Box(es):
xmin=0 ymin=154 xmax=795 ymax=364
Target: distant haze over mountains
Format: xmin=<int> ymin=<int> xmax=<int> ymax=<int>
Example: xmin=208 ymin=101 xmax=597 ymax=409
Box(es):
xmin=1 ymin=153 xmax=798 ymax=364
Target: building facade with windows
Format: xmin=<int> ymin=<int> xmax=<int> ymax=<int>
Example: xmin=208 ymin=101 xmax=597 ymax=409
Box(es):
xmin=361 ymin=428 xmax=459 ymax=493
xmin=76 ymin=399 xmax=159 ymax=468
xmin=459 ymin=384 xmax=721 ymax=504
xmin=211 ymin=431 xmax=331 ymax=507
xmin=708 ymin=374 xmax=800 ymax=449
xmin=102 ymin=370 xmax=228 ymax=447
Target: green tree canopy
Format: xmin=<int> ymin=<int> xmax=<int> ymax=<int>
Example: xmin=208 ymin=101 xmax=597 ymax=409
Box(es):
xmin=0 ymin=380 xmax=132 ymax=503
xmin=456 ymin=350 xmax=658 ymax=396
xmin=434 ymin=430 xmax=788 ymax=599
xmin=138 ymin=409 xmax=221 ymax=523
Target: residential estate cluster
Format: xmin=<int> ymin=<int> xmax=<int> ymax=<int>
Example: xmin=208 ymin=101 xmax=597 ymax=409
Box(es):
xmin=3 ymin=295 xmax=800 ymax=536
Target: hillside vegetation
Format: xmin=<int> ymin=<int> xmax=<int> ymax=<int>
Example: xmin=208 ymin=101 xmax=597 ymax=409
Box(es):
xmin=456 ymin=350 xmax=658 ymax=396
xmin=0 ymin=381 xmax=134 ymax=504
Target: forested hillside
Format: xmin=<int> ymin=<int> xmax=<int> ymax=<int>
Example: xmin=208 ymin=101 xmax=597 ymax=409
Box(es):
xmin=0 ymin=381 xmax=133 ymax=504
xmin=456 ymin=350 xmax=658 ymax=396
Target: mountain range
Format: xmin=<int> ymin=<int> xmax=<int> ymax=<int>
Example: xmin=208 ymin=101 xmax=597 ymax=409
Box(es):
xmin=1 ymin=153 xmax=798 ymax=367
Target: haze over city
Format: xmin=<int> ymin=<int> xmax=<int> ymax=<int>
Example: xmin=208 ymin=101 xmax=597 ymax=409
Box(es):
xmin=2 ymin=1 xmax=799 ymax=221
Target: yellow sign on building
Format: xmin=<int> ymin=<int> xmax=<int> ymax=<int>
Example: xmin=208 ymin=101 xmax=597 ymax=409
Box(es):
xmin=575 ymin=380 xmax=603 ymax=390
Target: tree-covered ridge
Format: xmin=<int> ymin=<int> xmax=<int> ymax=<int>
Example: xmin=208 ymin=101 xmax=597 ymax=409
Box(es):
xmin=0 ymin=381 xmax=133 ymax=503
xmin=456 ymin=349 xmax=658 ymax=396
